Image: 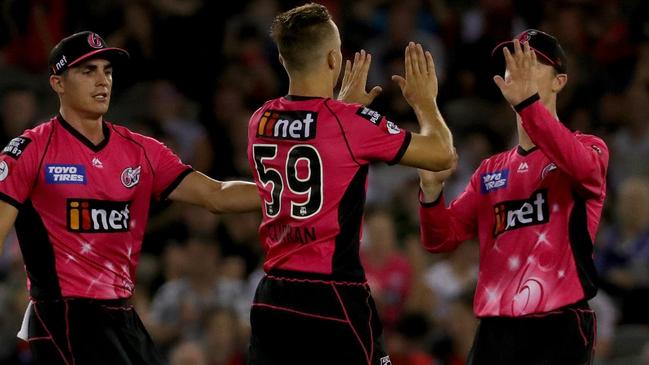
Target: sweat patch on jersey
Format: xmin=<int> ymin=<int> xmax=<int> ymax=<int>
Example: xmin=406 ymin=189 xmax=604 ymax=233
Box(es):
xmin=2 ymin=137 xmax=31 ymax=160
xmin=355 ymin=107 xmax=382 ymax=125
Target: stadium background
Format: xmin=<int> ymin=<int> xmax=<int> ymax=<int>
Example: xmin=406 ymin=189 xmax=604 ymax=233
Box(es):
xmin=1 ymin=0 xmax=648 ymax=364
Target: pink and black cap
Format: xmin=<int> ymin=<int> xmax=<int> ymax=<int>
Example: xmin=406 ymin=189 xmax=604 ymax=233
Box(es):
xmin=48 ymin=31 xmax=129 ymax=75
xmin=492 ymin=29 xmax=567 ymax=75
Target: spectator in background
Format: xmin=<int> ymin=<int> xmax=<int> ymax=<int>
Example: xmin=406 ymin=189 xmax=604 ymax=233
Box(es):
xmin=149 ymin=236 xmax=246 ymax=353
xmin=362 ymin=208 xmax=413 ymax=331
xmin=0 ymin=86 xmax=39 ymax=144
xmin=0 ymin=0 xmax=66 ymax=73
xmin=146 ymin=79 xmax=213 ymax=172
xmin=424 ymin=239 xmax=478 ymax=320
xmin=169 ymin=341 xmax=207 ymax=365
xmin=609 ymin=51 xmax=649 ymax=188
xmin=596 ymin=176 xmax=649 ymax=324
xmin=388 ymin=312 xmax=437 ymax=365
xmin=202 ymin=307 xmax=246 ymax=365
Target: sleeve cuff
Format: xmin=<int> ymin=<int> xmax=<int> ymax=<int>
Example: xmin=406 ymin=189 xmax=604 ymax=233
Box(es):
xmin=159 ymin=168 xmax=194 ymax=201
xmin=0 ymin=192 xmax=22 ymax=209
xmin=514 ymin=93 xmax=541 ymax=113
xmin=387 ymin=130 xmax=412 ymax=165
xmin=419 ymin=188 xmax=443 ymax=207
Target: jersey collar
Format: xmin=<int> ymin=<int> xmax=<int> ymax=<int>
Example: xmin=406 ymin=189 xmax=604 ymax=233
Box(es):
xmin=283 ymin=95 xmax=326 ymax=101
xmin=517 ymin=145 xmax=538 ymax=156
xmin=56 ymin=114 xmax=110 ymax=153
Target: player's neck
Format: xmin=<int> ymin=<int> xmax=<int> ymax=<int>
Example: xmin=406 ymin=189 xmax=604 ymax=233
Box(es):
xmin=59 ymin=107 xmax=105 ymax=145
xmin=287 ymin=72 xmax=333 ymax=99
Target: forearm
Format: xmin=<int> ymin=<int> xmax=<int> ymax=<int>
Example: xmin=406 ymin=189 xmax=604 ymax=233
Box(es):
xmin=419 ymin=179 xmax=444 ymax=203
xmin=412 ymin=102 xmax=456 ymax=169
xmin=168 ymin=172 xmax=261 ymax=214
xmin=0 ymin=201 xmax=19 ymax=255
xmin=208 ymin=181 xmax=261 ymax=214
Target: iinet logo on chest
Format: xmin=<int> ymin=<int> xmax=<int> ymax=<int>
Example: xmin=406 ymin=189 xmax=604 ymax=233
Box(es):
xmin=256 ymin=110 xmax=317 ymax=140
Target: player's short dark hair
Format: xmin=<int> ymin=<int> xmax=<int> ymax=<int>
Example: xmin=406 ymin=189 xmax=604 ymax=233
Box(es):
xmin=270 ymin=3 xmax=334 ymax=72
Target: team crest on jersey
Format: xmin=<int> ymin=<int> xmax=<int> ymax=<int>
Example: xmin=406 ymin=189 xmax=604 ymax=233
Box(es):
xmin=385 ymin=120 xmax=400 ymax=135
xmin=256 ymin=110 xmax=317 ymax=140
xmin=121 ymin=166 xmax=141 ymax=188
xmin=541 ymin=163 xmax=557 ymax=180
xmin=0 ymin=160 xmax=8 ymax=181
xmin=356 ymin=107 xmax=382 ymax=125
xmin=2 ymin=137 xmax=31 ymax=160
xmin=481 ymin=169 xmax=509 ymax=194
xmin=67 ymin=199 xmax=131 ymax=232
xmin=46 ymin=164 xmax=87 ymax=184
xmin=380 ymin=356 xmax=392 ymax=365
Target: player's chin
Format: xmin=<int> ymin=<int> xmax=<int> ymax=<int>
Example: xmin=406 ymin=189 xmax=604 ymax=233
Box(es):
xmin=92 ymin=100 xmax=110 ymax=113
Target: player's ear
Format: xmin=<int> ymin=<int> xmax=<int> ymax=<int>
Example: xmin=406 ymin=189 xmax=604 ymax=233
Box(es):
xmin=553 ymin=73 xmax=568 ymax=93
xmin=327 ymin=49 xmax=337 ymax=71
xmin=49 ymin=75 xmax=64 ymax=94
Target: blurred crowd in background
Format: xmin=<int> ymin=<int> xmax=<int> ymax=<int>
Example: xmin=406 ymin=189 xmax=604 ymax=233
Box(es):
xmin=1 ymin=0 xmax=649 ymax=364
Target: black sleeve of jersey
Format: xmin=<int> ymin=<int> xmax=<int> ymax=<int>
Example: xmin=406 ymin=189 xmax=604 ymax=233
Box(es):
xmin=158 ymin=168 xmax=194 ymax=201
xmin=0 ymin=192 xmax=21 ymax=209
xmin=387 ymin=131 xmax=412 ymax=165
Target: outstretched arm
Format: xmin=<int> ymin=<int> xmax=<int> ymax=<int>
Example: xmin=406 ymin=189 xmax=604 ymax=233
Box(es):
xmin=0 ymin=200 xmax=18 ymax=254
xmin=167 ymin=171 xmax=261 ymax=214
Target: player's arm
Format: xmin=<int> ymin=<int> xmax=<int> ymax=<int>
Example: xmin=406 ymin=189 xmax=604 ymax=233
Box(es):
xmin=493 ymin=40 xmax=608 ymax=196
xmin=418 ymin=167 xmax=480 ymax=252
xmin=516 ymin=98 xmax=608 ymax=196
xmin=0 ymin=201 xmax=18 ymax=254
xmin=168 ymin=171 xmax=261 ymax=214
xmin=391 ymin=43 xmax=456 ymax=172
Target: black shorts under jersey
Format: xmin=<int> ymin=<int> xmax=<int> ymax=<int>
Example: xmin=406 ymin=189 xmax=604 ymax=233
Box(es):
xmin=468 ymin=300 xmax=596 ymax=365
xmin=248 ymin=271 xmax=391 ymax=365
xmin=27 ymin=298 xmax=164 ymax=365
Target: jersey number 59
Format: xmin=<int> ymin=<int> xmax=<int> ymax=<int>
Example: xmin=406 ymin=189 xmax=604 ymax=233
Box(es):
xmin=253 ymin=144 xmax=323 ymax=219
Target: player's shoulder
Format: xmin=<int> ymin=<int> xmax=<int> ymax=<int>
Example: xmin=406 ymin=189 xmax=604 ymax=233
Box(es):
xmin=324 ymin=98 xmax=363 ymax=114
xmin=324 ymin=99 xmax=386 ymax=124
xmin=575 ymin=131 xmax=608 ymax=155
xmin=1 ymin=117 xmax=57 ymax=157
xmin=477 ymin=148 xmax=517 ymax=172
xmin=108 ymin=122 xmax=158 ymax=145
xmin=21 ymin=116 xmax=57 ymax=140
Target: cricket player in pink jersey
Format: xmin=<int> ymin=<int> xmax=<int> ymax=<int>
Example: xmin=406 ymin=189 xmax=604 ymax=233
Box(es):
xmin=418 ymin=30 xmax=608 ymax=364
xmin=0 ymin=31 xmax=260 ymax=364
xmin=246 ymin=3 xmax=456 ymax=365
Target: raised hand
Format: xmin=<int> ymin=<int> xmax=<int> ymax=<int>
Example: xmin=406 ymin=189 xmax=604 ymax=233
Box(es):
xmin=493 ymin=40 xmax=540 ymax=106
xmin=337 ymin=50 xmax=382 ymax=106
xmin=391 ymin=42 xmax=438 ymax=108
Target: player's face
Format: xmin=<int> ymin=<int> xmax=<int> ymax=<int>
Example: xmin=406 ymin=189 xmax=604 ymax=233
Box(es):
xmin=534 ymin=63 xmax=563 ymax=102
xmin=60 ymin=59 xmax=113 ymax=117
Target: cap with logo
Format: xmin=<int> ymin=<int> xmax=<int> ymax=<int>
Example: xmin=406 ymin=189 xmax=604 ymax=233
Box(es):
xmin=48 ymin=31 xmax=129 ymax=75
xmin=491 ymin=29 xmax=567 ymax=75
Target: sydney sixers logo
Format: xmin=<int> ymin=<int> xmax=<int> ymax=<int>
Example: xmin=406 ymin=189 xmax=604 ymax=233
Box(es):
xmin=518 ymin=30 xmax=536 ymax=43
xmin=87 ymin=33 xmax=104 ymax=49
xmin=121 ymin=166 xmax=141 ymax=188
